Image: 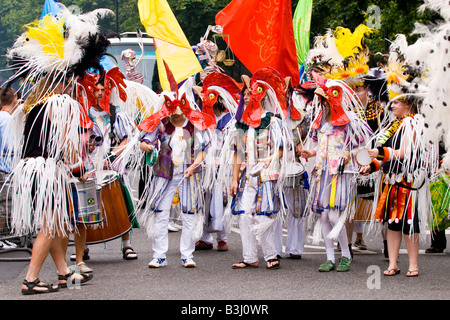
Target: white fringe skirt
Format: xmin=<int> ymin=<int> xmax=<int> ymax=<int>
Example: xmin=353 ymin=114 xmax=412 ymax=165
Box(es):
xmin=7 ymin=157 xmax=73 ymax=237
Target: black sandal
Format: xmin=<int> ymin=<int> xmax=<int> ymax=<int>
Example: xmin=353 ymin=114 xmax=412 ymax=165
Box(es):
xmin=266 ymin=258 xmax=280 ymax=269
xmin=58 ymin=270 xmax=93 ymax=288
xmin=232 ymin=261 xmax=259 ymax=269
xmin=22 ymin=278 xmax=59 ymax=295
xmin=122 ymin=247 xmax=138 ymax=260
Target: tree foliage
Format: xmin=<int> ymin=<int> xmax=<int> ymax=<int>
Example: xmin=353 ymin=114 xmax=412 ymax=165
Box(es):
xmin=0 ymin=0 xmax=443 ymax=82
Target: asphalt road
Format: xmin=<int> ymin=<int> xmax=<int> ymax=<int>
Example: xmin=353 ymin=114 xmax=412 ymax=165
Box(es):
xmin=0 ymin=219 xmax=449 ymax=314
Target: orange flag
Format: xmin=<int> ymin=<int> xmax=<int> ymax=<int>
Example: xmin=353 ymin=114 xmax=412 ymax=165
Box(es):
xmin=215 ymin=0 xmax=299 ymax=85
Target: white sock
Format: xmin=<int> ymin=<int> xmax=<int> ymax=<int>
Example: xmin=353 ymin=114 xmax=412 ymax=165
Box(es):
xmin=326 ymin=248 xmax=335 ymax=263
xmin=341 ymin=246 xmax=351 ymax=259
xmin=122 ymin=239 xmax=131 ymax=248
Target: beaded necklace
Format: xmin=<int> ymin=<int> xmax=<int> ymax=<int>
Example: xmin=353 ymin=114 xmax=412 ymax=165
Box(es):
xmin=377 ymin=113 xmax=415 ymax=145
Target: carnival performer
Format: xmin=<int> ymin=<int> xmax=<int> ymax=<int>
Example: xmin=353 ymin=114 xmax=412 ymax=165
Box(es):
xmin=87 ymin=68 xmax=139 ymax=260
xmin=273 ymin=78 xmax=314 ymax=259
xmin=1 ymin=6 xmax=114 ymax=294
xmin=229 ymin=67 xmax=293 ymax=270
xmin=360 ymin=35 xmax=430 ymax=277
xmin=138 ymin=63 xmax=214 ymax=268
xmin=193 ymin=72 xmax=241 ymax=252
xmin=348 ymin=67 xmax=389 ymax=255
xmin=306 ymin=23 xmax=384 ymax=258
xmin=401 ymin=0 xmax=450 ymax=256
xmin=300 ymin=72 xmax=373 ymax=272
xmin=0 ymin=88 xmax=19 ymax=237
xmin=284 ymin=82 xmax=315 ymax=259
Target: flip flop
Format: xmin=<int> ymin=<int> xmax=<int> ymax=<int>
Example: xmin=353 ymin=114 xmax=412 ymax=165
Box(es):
xmin=383 ymin=268 xmax=401 ymax=276
xmin=232 ymin=261 xmax=259 ymax=269
xmin=266 ymin=258 xmax=280 ymax=269
xmin=406 ymin=270 xmax=419 ymax=277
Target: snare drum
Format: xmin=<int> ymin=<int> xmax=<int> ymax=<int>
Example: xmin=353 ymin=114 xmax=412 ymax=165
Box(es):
xmin=356 ymin=148 xmax=372 ymax=166
xmin=85 ymin=171 xmax=132 ymax=244
xmin=71 ymin=179 xmax=103 ymax=225
xmin=284 ymin=162 xmax=305 ymax=188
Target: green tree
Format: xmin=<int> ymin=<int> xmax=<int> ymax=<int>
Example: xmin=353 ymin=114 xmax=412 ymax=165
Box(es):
xmin=0 ymin=0 xmax=444 ymax=83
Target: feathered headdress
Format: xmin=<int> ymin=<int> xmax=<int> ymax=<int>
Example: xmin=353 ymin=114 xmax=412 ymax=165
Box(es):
xmin=4 ymin=6 xmax=114 ymax=99
xmin=401 ymin=0 xmax=450 ymax=171
xmin=307 ymin=24 xmax=374 ymax=87
xmin=379 ymin=34 xmax=423 ymax=104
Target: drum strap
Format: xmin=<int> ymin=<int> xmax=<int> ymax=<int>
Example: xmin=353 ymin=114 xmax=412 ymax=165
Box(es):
xmin=109 ymin=105 xmax=117 ymax=149
xmin=294 ymin=187 xmax=300 ymax=218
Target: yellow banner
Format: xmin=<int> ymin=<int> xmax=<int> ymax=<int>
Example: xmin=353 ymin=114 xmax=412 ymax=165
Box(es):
xmin=138 ymin=0 xmax=202 ymax=91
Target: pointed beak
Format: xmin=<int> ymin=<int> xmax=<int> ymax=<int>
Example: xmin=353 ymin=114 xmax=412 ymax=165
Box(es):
xmin=314 ymin=87 xmax=328 ymax=99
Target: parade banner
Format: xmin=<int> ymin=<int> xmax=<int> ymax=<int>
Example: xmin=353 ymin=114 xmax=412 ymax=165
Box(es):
xmin=293 ymin=0 xmax=313 ymax=66
xmin=215 ymin=0 xmax=299 ymax=85
xmin=138 ymin=0 xmax=202 ymax=91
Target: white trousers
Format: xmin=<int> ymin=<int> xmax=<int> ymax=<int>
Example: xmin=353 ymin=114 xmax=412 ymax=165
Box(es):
xmin=235 ymin=176 xmax=277 ymax=263
xmin=200 ymin=183 xmax=228 ymax=244
xmin=274 ymin=188 xmax=305 ymax=256
xmin=152 ymin=174 xmax=196 ymax=260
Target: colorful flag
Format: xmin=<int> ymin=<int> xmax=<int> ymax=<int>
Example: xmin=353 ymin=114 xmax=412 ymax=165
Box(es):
xmin=293 ymin=0 xmax=313 ymax=66
xmin=215 ymin=0 xmax=299 ymax=85
xmin=40 ymin=0 xmax=62 ymax=20
xmin=138 ymin=0 xmax=203 ymax=91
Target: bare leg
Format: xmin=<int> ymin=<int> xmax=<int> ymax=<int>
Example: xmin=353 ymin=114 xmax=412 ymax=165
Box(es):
xmin=23 ymin=230 xmax=57 ymax=291
xmin=384 ymin=229 xmax=401 ymax=274
xmin=404 ymin=233 xmax=420 ymax=275
xmin=74 ymin=225 xmax=87 ymax=266
xmin=345 ymin=221 xmax=354 ymax=244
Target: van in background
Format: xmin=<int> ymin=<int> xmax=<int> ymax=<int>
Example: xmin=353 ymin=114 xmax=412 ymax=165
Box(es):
xmin=107 ymin=32 xmax=159 ymax=91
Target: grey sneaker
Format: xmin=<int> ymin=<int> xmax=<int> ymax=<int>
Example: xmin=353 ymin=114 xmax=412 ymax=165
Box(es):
xmin=354 ymin=238 xmax=367 ymax=250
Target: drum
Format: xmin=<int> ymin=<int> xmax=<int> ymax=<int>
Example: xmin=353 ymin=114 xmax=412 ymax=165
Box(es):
xmin=85 ymin=171 xmax=132 ymax=244
xmin=284 ymin=162 xmax=305 ymax=188
xmin=71 ymin=179 xmax=103 ymax=225
xmin=430 ymin=173 xmax=450 ymax=231
xmin=146 ymin=148 xmax=158 ymax=166
xmin=356 ymin=148 xmax=372 ymax=166
xmin=249 ymin=162 xmax=265 ymax=177
xmin=353 ymin=197 xmax=373 ymax=222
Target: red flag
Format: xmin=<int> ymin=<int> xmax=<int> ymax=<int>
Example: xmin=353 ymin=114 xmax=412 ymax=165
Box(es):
xmin=216 ymin=0 xmax=299 ymax=85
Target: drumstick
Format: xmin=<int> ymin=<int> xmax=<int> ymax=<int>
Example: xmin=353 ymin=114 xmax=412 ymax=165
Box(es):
xmin=296 ymin=128 xmax=307 ymax=162
xmin=85 ymin=168 xmax=97 ymax=176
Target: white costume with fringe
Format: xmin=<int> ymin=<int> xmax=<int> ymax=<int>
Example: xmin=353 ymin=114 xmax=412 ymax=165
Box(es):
xmin=230 ymin=112 xmax=285 ymax=264
xmin=5 ymin=94 xmax=82 ymax=237
xmin=139 ymin=118 xmax=210 ymax=261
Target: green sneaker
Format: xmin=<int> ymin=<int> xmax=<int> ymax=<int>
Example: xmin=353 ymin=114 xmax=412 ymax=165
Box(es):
xmin=337 ymin=256 xmax=352 ymax=272
xmin=318 ymin=260 xmax=336 ymax=272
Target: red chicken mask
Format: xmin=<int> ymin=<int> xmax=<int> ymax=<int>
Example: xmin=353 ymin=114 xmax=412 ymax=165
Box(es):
xmin=98 ymin=67 xmax=128 ymax=115
xmin=241 ymin=67 xmax=287 ymax=128
xmin=76 ymin=74 xmax=97 ymax=129
xmin=139 ymin=60 xmax=215 ymax=133
xmin=198 ymin=72 xmax=242 ymax=123
xmin=311 ymin=72 xmax=351 ymax=129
